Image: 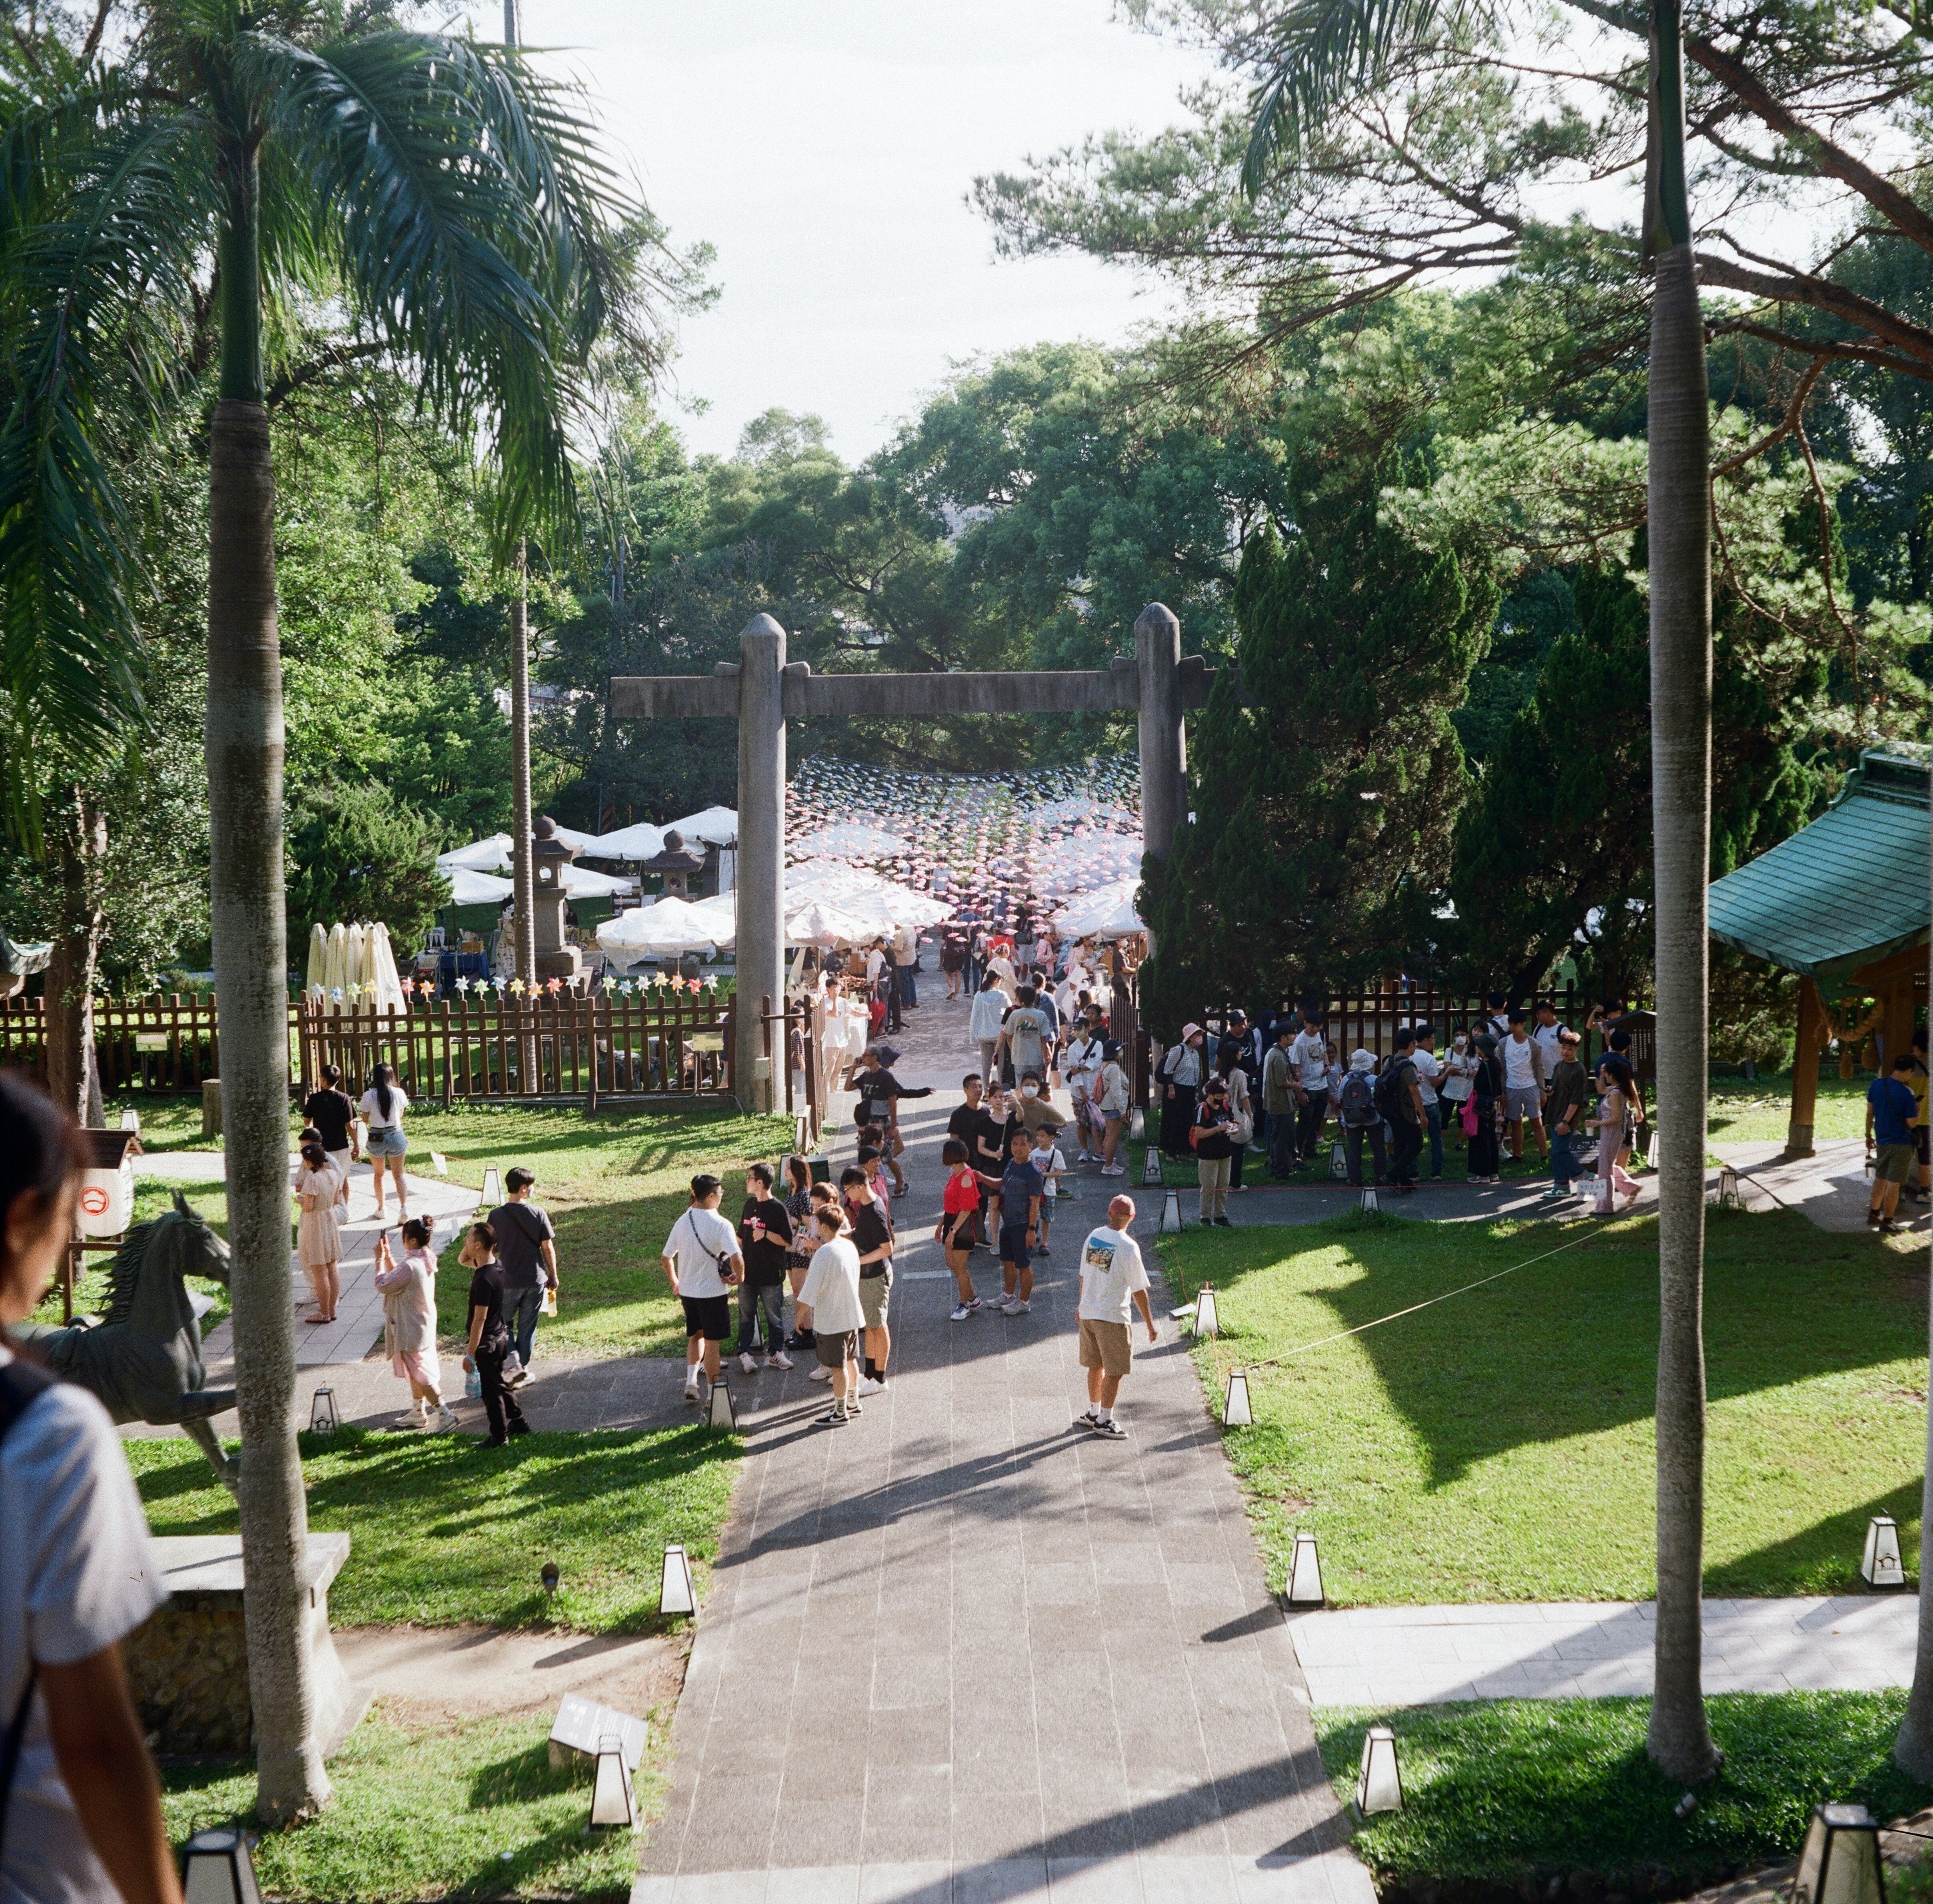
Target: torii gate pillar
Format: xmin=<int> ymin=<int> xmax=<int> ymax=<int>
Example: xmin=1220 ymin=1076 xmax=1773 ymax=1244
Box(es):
xmin=737 ymin=614 xmax=786 ymax=1114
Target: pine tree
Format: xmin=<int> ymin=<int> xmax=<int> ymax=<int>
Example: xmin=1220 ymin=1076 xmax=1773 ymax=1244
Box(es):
xmin=1141 ymin=457 xmax=1497 ymax=1033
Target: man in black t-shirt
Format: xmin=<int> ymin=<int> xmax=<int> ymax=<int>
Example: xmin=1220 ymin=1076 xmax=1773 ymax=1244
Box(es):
xmin=302 ymin=1064 xmax=357 ymax=1208
xmin=491 ymin=1167 xmax=558 ymax=1380
xmin=842 ymin=1165 xmax=896 ymax=1396
xmin=734 ymin=1162 xmax=795 ymax=1373
xmin=854 ymin=1045 xmax=931 ymax=1198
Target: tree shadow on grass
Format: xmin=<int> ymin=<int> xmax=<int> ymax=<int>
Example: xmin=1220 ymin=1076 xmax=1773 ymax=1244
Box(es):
xmin=1164 ymin=1205 xmax=1925 ymax=1489
xmin=1706 ymin=1476 xmax=1926 ymax=1598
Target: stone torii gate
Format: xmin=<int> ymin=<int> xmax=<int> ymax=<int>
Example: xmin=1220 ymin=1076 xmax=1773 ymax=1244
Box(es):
xmin=611 ymin=604 xmax=1213 ymax=1110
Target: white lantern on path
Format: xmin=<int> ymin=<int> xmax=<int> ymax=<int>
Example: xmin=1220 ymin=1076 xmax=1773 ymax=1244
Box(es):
xmin=659 ymin=1544 xmax=695 ymax=1618
xmin=1223 ymin=1368 xmax=1252 ymax=1426
xmin=1159 ymin=1190 xmax=1182 ymax=1234
xmin=1192 ymin=1286 xmax=1218 ymax=1336
xmin=1354 ymin=1726 xmax=1403 ymax=1816
xmin=1792 ymin=1803 xmax=1884 ymax=1904
xmin=1286 ymin=1530 xmax=1325 ymax=1607
xmin=1142 ymin=1145 xmax=1164 ymax=1186
xmin=1861 ymin=1516 xmax=1906 ymax=1588
xmin=479 ymin=1166 xmax=503 ymax=1211
xmin=588 ymin=1733 xmax=638 ymax=1831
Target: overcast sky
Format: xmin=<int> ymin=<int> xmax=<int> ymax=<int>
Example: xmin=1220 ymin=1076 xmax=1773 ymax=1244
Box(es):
xmin=474 ymin=2 xmax=1217 ymax=463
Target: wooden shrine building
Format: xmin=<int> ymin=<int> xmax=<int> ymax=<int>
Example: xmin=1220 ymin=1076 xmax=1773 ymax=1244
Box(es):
xmin=1707 ymin=748 xmax=1928 ymax=1157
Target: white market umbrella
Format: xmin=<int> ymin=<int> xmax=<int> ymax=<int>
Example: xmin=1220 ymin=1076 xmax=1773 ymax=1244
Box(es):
xmin=345 ymin=922 xmax=367 ymax=1004
xmin=784 ymin=898 xmax=879 ymax=947
xmin=323 ymin=923 xmax=348 ymax=1014
xmin=305 ymin=923 xmax=328 ymax=994
xmin=436 ymin=834 xmax=514 ymax=872
xmin=583 ymin=821 xmax=666 ymax=861
xmin=668 ymin=806 xmax=738 ymax=845
xmin=559 ymin=863 xmax=632 ymax=898
xmin=595 ymin=897 xmax=719 ymax=968
xmin=1054 ymin=878 xmax=1145 ymax=940
xmin=682 ymin=893 xmax=738 ymax=946
xmin=446 ymin=866 xmax=514 ymax=906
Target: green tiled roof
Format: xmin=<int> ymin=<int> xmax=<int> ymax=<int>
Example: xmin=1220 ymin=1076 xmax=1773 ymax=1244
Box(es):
xmin=1707 ymin=750 xmax=1928 ymax=988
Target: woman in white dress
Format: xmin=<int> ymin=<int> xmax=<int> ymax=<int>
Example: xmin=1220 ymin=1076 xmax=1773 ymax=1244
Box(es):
xmin=293 ymin=1140 xmax=344 ymax=1323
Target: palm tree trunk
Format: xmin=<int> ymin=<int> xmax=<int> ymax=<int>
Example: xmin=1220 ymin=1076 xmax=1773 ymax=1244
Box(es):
xmin=44 ymin=789 xmax=104 ymax=1123
xmin=1894 ymin=782 xmax=1933 ymax=1776
xmin=209 ymin=147 xmax=331 ymax=1824
xmin=1643 ymin=0 xmax=1719 ymax=1789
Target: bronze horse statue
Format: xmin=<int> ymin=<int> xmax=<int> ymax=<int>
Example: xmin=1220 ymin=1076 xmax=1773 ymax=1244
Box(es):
xmin=9 ymin=1192 xmax=238 ymax=1491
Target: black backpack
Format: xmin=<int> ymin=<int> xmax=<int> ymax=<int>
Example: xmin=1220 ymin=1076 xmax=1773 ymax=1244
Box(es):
xmin=1337 ymin=1069 xmax=1377 ymax=1126
xmin=1376 ymin=1059 xmax=1413 ymax=1122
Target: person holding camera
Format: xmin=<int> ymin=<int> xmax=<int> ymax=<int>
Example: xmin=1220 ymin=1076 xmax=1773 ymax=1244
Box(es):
xmin=660 ymin=1175 xmax=745 ymax=1407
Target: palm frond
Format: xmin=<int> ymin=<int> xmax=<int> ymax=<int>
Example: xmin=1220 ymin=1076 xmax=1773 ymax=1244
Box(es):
xmin=245 ymin=28 xmax=635 ymax=558
xmin=0 ymin=104 xmax=219 ymax=770
xmin=1240 ymin=0 xmax=1479 ymax=196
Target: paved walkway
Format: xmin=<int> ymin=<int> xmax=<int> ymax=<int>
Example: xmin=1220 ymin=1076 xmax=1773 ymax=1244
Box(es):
xmin=1714 ymin=1136 xmax=1933 ymax=1237
xmin=1289 ymin=1594 xmax=1920 ymax=1706
xmin=634 ymin=992 xmax=1372 ymax=1904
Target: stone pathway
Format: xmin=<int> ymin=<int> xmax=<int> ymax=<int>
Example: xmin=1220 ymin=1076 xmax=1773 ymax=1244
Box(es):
xmin=1289 ymin=1595 xmax=1920 ymax=1707
xmin=632 ymin=992 xmax=1373 ymax=1904
xmin=1714 ymin=1136 xmax=1933 ymax=1237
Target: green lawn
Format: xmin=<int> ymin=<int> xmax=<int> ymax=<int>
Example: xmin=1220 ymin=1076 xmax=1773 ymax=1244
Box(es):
xmin=32 ymin=1175 xmax=228 ymax=1330
xmin=1158 ymin=1206 xmax=1928 ymax=1604
xmin=1317 ymin=1694 xmax=1931 ymax=1886
xmin=128 ymin=1422 xmax=738 ymax=1632
xmin=106 ymin=1092 xmax=216 ymax=1152
xmin=162 ymin=1704 xmax=648 ymax=1902
xmin=1708 ymin=1068 xmax=1872 ymax=1146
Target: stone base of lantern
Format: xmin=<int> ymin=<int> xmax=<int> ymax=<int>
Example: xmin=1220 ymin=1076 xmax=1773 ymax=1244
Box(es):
xmin=536 ymin=946 xmax=584 ymax=982
xmin=125 ymin=1533 xmax=368 ymax=1758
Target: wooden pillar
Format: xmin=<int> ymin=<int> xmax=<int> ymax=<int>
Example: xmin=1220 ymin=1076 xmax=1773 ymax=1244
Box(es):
xmin=1787 ymin=976 xmax=1821 ymax=1158
xmin=1884 ymin=977 xmax=1915 ymax=1080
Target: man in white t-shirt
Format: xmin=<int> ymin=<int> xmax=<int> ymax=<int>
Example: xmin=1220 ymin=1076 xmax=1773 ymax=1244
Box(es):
xmin=1411 ymin=1022 xmax=1445 ymax=1181
xmin=660 ymin=1174 xmax=745 ymax=1404
xmin=1500 ymin=1009 xmax=1548 ymax=1162
xmin=1289 ymin=1014 xmax=1331 ymax=1168
xmin=1074 ymin=1195 xmax=1157 ymax=1439
xmin=864 ymin=941 xmax=886 ymax=988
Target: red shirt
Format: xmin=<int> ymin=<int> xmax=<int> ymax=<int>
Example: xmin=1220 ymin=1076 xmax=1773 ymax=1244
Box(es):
xmin=943 ymin=1168 xmax=981 ymax=1215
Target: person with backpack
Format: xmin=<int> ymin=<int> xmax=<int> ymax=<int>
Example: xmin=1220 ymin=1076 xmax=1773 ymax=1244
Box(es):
xmin=1467 ymin=1034 xmax=1505 ymax=1182
xmin=1337 ymin=1048 xmax=1387 ymax=1189
xmin=1379 ymin=1030 xmax=1429 ymax=1193
xmin=1191 ymin=1076 xmax=1241 ymax=1225
xmin=0 ymin=1074 xmax=182 ymax=1904
xmin=1160 ymin=1024 xmax=1207 ymax=1158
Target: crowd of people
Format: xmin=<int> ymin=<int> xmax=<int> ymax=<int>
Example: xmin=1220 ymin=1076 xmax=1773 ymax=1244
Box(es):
xmin=1158 ymin=994 xmax=1651 ymax=1217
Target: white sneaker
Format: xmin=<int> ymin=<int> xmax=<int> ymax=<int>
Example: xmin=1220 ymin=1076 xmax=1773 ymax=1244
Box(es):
xmin=1007 ymin=1299 xmax=1031 ymax=1314
xmin=739 ymin=1352 xmax=756 ymax=1375
xmin=1101 ymin=1165 xmax=1125 ymax=1176
xmin=429 ymin=1406 xmax=458 ymax=1433
xmin=950 ymin=1302 xmax=975 ymax=1322
xmin=683 ymin=1381 xmax=701 ymax=1405
xmin=393 ymin=1409 xmax=425 ymax=1429
xmin=770 ymin=1351 xmax=794 ymax=1371
xmin=855 ymin=1376 xmax=887 ymax=1396
xmin=808 ymin=1364 xmax=833 ymax=1381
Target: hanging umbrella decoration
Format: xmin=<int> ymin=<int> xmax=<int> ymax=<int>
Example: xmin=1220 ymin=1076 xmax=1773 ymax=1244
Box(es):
xmin=784 ymin=753 xmax=1141 ymax=933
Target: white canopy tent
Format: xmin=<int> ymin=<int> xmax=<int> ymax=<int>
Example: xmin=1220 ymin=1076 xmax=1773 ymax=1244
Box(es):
xmin=583 ymin=821 xmax=666 ymax=860
xmin=446 ymin=866 xmax=513 ymax=906
xmin=436 ymin=834 xmax=513 ymax=872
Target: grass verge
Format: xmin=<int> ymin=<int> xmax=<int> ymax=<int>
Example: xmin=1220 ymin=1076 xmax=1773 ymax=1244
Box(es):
xmin=161 ymin=1703 xmax=650 ymax=1902
xmin=1157 ymin=1206 xmax=1928 ymax=1603
xmin=127 ymin=1422 xmax=738 ymax=1632
xmin=1317 ymin=1694 xmax=1930 ymax=1886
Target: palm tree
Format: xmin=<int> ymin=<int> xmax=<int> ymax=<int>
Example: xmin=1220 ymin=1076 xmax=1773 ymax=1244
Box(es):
xmin=1244 ymin=0 xmax=1719 ymax=1782
xmin=0 ymin=0 xmax=636 ymax=1821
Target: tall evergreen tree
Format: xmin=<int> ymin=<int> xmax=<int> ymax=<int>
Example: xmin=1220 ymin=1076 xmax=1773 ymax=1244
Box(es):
xmin=1140 ymin=457 xmax=1497 ymax=1033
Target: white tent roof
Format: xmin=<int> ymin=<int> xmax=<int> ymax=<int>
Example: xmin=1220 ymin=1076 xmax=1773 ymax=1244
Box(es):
xmin=583 ymin=821 xmax=666 ymax=860
xmin=785 ymin=898 xmax=880 ymax=947
xmin=437 ymin=834 xmax=513 ymax=871
xmin=668 ymin=806 xmax=738 ymax=845
xmin=559 ymin=863 xmax=631 ymax=898
xmin=447 ymin=866 xmax=514 ymax=906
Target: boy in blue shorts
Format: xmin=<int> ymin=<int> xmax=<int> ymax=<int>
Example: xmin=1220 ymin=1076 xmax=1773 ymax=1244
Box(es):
xmin=990 ymin=1127 xmax=1045 ymax=1315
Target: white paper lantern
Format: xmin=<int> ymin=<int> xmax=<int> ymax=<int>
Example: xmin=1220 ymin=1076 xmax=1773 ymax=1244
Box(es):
xmin=1792 ymin=1803 xmax=1884 ymax=1904
xmin=588 ymin=1732 xmax=638 ymax=1831
xmin=1861 ymin=1516 xmax=1906 ymax=1588
xmin=1286 ymin=1530 xmax=1325 ymax=1607
xmin=1224 ymin=1368 xmax=1252 ymax=1426
xmin=659 ymin=1543 xmax=696 ymax=1618
xmin=1354 ymin=1726 xmax=1403 ymax=1816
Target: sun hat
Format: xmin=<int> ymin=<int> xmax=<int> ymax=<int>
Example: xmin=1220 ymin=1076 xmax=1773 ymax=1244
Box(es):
xmin=1181 ymin=1022 xmax=1204 ymax=1042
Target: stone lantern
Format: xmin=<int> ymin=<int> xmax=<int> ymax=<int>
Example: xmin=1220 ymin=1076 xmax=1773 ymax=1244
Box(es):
xmin=643 ymin=829 xmax=706 ymax=900
xmin=531 ymin=816 xmax=582 ymax=982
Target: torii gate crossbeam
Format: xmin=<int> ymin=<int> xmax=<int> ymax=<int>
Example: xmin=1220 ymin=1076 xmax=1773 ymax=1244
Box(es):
xmin=611 ymin=603 xmax=1212 ymax=1111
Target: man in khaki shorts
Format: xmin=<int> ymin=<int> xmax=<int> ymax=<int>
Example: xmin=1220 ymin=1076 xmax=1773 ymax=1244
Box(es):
xmin=1075 ymin=1194 xmax=1157 ymax=1439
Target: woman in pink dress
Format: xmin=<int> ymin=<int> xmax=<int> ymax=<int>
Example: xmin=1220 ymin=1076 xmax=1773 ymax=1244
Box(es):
xmin=293 ymin=1140 xmax=343 ymax=1322
xmin=373 ymin=1216 xmax=456 ymax=1431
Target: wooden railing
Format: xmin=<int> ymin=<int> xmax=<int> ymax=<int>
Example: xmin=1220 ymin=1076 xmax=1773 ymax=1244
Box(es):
xmin=0 ymin=993 xmax=220 ymax=1093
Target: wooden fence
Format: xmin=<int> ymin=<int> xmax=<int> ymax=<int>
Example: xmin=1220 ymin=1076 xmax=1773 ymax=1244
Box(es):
xmin=0 ymin=993 xmax=221 ymax=1093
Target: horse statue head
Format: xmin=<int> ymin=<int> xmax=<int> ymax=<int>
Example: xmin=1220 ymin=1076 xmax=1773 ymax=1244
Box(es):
xmin=100 ymin=1190 xmax=232 ymax=1342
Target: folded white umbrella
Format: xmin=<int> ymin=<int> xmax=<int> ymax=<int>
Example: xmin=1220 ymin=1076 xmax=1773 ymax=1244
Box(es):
xmin=668 ymin=806 xmax=738 ymax=844
xmin=582 ymin=821 xmax=666 ymax=860
xmin=306 ymin=923 xmax=328 ymax=994
xmin=345 ymin=922 xmax=366 ymax=1000
xmin=322 ymin=923 xmax=348 ymax=1013
xmin=367 ymin=922 xmax=407 ymax=1014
